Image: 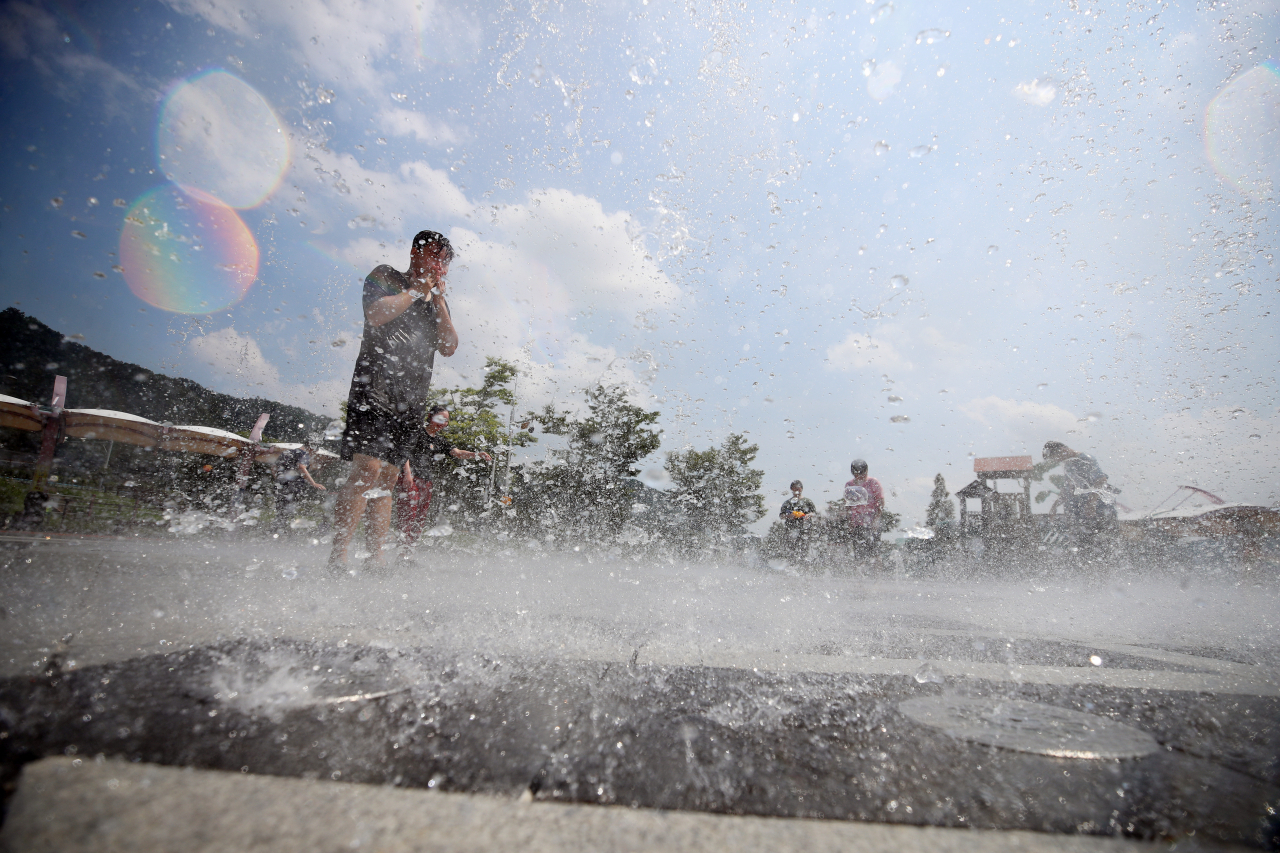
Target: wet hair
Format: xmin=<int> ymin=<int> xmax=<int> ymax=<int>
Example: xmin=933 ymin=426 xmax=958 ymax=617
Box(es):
xmin=850 ymin=459 xmax=868 ymax=477
xmin=1042 ymin=441 xmax=1071 ymax=462
xmin=411 ymin=230 xmax=454 ymax=263
xmin=427 ymin=404 xmax=450 ymax=421
xmin=790 ymin=480 xmax=804 ymax=491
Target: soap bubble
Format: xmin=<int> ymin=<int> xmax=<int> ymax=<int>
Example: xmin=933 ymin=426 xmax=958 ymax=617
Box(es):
xmin=119 ymin=185 xmax=259 ymax=314
xmin=1205 ymin=62 xmax=1280 ymax=201
xmin=157 ymin=70 xmax=290 ymax=208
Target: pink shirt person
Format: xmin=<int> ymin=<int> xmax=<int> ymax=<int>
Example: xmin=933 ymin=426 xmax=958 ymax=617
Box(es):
xmin=844 ymin=459 xmax=884 ymax=529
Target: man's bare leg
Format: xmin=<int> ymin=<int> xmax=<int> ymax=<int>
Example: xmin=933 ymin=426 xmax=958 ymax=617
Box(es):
xmin=362 ymin=465 xmax=399 ymax=566
xmin=329 ymin=453 xmax=387 ymax=566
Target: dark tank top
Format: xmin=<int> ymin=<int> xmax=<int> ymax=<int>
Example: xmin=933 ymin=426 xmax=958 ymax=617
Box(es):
xmin=345 ymin=265 xmax=442 ymax=423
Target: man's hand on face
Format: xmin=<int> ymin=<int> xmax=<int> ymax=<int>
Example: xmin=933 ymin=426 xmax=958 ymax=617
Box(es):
xmin=409 ymin=251 xmax=448 ymax=295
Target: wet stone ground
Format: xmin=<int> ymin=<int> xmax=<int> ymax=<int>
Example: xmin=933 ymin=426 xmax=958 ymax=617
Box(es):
xmin=1 ymin=638 xmax=1277 ymax=848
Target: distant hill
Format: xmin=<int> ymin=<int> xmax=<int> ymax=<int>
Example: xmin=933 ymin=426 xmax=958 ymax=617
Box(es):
xmin=0 ymin=308 xmax=329 ymax=443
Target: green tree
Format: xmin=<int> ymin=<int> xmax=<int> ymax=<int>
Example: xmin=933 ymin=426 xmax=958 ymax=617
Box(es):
xmin=423 ymin=357 xmax=536 ymax=518
xmin=925 ymin=473 xmax=956 ymax=530
xmin=1034 ymin=473 xmax=1067 ymax=513
xmin=522 ymin=384 xmax=662 ymax=542
xmin=663 ymin=433 xmax=766 ymax=554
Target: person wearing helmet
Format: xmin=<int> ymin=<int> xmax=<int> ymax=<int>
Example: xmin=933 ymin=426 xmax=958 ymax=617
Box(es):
xmin=844 ymin=459 xmax=885 ymax=562
xmin=779 ymin=479 xmax=818 ymax=561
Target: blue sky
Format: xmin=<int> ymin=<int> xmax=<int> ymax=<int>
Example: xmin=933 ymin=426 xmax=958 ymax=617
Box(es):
xmin=1 ymin=0 xmax=1276 ymax=528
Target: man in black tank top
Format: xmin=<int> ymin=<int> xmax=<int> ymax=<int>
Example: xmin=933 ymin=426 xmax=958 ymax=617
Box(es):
xmin=329 ymin=230 xmax=460 ymax=569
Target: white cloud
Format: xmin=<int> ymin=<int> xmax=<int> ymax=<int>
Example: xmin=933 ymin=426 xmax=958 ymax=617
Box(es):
xmin=485 ymin=189 xmax=679 ymax=312
xmin=0 ymin=2 xmax=144 ymax=114
xmin=959 ymin=395 xmax=1080 ymax=436
xmin=160 ymin=0 xmax=436 ymax=93
xmin=824 ymin=332 xmax=911 ymax=372
xmin=186 ymin=327 xmax=348 ymax=416
xmin=377 ymin=108 xmax=465 ymax=146
xmin=866 ymin=60 xmax=902 ymax=101
xmin=1013 ymin=78 xmax=1058 ymax=106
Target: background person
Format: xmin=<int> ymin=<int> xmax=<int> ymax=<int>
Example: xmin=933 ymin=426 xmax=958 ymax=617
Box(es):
xmin=844 ymin=458 xmax=885 ymax=563
xmin=329 ymin=230 xmax=460 ymax=569
xmin=272 ymin=444 xmax=325 ymax=532
xmin=395 ymin=405 xmax=492 ymax=545
xmin=779 ymin=479 xmax=817 ymax=560
xmin=1042 ymin=441 xmax=1120 ymax=557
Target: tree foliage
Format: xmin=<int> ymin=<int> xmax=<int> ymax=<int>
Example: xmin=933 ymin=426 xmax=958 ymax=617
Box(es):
xmin=663 ymin=433 xmax=766 ymax=553
xmin=422 ymin=357 xmax=535 ymax=517
xmin=518 ymin=384 xmax=662 ymax=541
xmin=925 ymin=473 xmax=956 ymax=530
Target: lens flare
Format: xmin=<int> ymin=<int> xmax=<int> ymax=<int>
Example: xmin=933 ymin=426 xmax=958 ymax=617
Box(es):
xmin=119 ymin=185 xmax=259 ymax=314
xmin=1205 ymin=62 xmax=1280 ymax=202
xmin=157 ymin=69 xmax=290 ymax=209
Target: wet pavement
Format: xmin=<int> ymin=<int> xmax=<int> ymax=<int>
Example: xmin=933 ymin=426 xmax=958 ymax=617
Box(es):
xmin=1 ymin=535 xmax=1277 ymax=848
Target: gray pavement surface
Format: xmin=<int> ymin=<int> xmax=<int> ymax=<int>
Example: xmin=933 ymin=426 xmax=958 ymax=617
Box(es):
xmin=1 ymin=534 xmax=1278 ymax=849
xmin=0 ymin=757 xmax=1239 ymax=853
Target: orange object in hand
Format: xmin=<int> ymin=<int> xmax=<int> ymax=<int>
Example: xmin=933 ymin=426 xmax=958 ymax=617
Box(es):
xmin=792 ymin=510 xmax=806 ymax=518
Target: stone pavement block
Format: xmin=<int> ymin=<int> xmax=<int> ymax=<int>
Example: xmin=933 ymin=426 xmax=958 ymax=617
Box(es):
xmin=0 ymin=757 xmax=1213 ymax=853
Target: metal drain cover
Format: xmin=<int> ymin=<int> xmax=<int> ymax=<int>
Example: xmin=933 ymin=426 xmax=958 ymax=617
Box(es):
xmin=898 ymin=695 xmax=1159 ymax=759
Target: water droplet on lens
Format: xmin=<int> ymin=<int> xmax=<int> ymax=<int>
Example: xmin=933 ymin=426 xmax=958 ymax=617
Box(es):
xmin=71 ymin=230 xmax=86 ymax=239
xmin=874 ymin=140 xmax=890 ymax=155
xmin=890 ymin=274 xmax=908 ymax=288
xmin=915 ymin=28 xmax=950 ymax=44
xmin=862 ymin=59 xmax=876 ymax=77
xmin=988 ymin=245 xmax=999 ymax=254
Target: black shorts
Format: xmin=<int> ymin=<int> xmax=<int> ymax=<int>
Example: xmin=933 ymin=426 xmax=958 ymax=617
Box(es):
xmin=340 ymin=403 xmax=422 ymax=465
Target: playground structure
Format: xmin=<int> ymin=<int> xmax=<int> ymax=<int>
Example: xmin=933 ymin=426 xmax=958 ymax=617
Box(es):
xmin=0 ymin=376 xmax=335 ymax=476
xmin=950 ymin=454 xmax=1278 ymax=564
xmin=0 ymin=376 xmax=337 ymax=532
xmin=955 ymin=455 xmax=1036 ymax=547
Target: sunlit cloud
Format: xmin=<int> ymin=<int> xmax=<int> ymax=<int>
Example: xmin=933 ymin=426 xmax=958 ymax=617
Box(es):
xmin=160 ymin=0 xmax=439 ymax=94
xmin=1012 ymin=78 xmax=1058 ymax=106
xmin=376 ymin=108 xmax=466 ymax=146
xmin=186 ymin=326 xmax=349 ymax=415
xmin=958 ymin=396 xmax=1082 ymax=446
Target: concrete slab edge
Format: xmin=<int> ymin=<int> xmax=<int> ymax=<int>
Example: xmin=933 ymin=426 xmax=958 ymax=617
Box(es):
xmin=0 ymin=757 xmax=1232 ymax=853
